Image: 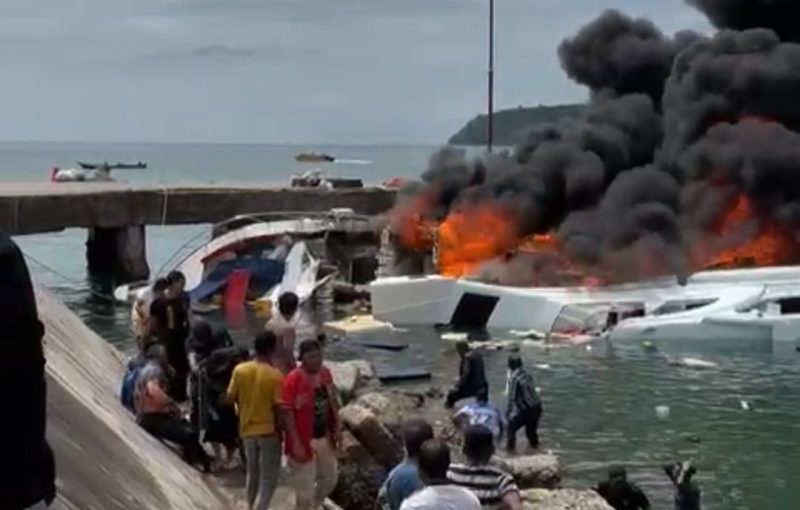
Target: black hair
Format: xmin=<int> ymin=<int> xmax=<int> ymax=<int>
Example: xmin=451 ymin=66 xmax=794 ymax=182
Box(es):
xmin=254 ymin=331 xmax=277 ymax=356
xmin=476 ymin=386 xmax=489 ymax=403
xmin=463 ymin=424 xmax=495 ymax=464
xmin=298 ymin=338 xmax=322 ymax=359
xmin=166 ymin=270 xmax=185 ymax=285
xmin=153 ymin=278 xmax=169 ymax=292
xmin=417 ymin=439 xmax=451 ymax=481
xmin=402 ymin=419 xmax=435 ymax=458
xmin=145 ymin=343 xmax=165 ymax=359
xmin=278 ymin=292 xmax=299 ymax=315
xmin=508 ymin=355 xmax=523 ymax=370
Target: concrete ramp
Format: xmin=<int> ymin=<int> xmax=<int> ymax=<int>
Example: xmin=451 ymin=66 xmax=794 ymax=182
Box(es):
xmin=37 ymin=286 xmax=232 ymax=510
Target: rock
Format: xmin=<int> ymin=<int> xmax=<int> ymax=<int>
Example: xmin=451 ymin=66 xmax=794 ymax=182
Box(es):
xmin=326 ymin=360 xmax=375 ymax=403
xmin=339 ymin=404 xmax=403 ymax=468
xmin=331 ymin=430 xmax=387 ymax=510
xmin=493 ymin=454 xmax=561 ymax=489
xmin=521 ymin=489 xmax=613 ymax=510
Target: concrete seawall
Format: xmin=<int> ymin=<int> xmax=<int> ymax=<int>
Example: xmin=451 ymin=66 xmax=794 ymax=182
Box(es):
xmin=38 ymin=286 xmax=233 ymax=509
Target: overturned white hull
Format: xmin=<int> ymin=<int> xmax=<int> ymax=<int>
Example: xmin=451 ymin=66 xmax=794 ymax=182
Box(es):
xmin=370 ymin=266 xmax=800 ymax=343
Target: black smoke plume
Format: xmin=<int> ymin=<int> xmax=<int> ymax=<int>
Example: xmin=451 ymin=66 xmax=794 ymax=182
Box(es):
xmin=687 ymin=0 xmax=800 ymax=42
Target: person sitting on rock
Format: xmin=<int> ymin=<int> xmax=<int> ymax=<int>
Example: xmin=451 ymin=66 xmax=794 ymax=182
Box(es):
xmin=595 ymin=466 xmax=650 ymax=510
xmin=134 ymin=344 xmax=210 ymax=472
xmin=453 ymin=387 xmax=505 ymax=441
xmin=377 ymin=418 xmax=435 ymax=510
xmin=505 ymin=355 xmax=542 ymax=451
xmin=445 ymin=340 xmax=487 ymax=409
xmin=399 ymin=439 xmax=481 ymax=510
xmin=447 ymin=425 xmax=522 ymax=510
xmin=663 ymin=461 xmax=700 ymax=510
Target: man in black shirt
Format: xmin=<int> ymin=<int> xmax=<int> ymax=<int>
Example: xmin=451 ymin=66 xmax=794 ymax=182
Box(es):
xmin=664 ymin=461 xmax=701 ymax=510
xmin=505 ymin=355 xmax=543 ymax=451
xmin=445 ymin=340 xmax=488 ymax=408
xmin=595 ymin=466 xmax=650 ymax=510
xmin=148 ymin=271 xmax=191 ymax=401
xmin=0 ymin=233 xmax=56 ymax=509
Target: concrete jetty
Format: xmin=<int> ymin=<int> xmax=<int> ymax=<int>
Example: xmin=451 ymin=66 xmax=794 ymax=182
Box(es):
xmin=3 ymin=182 xmax=397 ymax=282
xmin=0 ymin=182 xmax=396 ymax=235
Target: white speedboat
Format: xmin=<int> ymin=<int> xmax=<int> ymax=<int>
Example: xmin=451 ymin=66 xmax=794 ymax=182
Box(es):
xmin=370 ymin=265 xmax=800 ymax=344
xmin=115 ymin=210 xmax=360 ymax=307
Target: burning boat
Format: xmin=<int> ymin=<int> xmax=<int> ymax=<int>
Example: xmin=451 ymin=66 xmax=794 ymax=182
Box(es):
xmin=371 ymin=3 xmax=800 ymax=344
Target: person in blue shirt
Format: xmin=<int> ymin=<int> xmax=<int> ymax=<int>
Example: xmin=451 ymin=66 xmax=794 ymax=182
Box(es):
xmin=376 ymin=419 xmax=435 ymax=510
xmin=452 ymin=387 xmax=505 ymax=440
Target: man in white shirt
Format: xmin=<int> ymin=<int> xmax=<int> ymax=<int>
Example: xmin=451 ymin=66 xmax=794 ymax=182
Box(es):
xmin=400 ymin=439 xmax=481 ymax=510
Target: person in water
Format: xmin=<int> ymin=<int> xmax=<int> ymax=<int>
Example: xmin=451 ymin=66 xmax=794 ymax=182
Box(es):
xmin=266 ymin=291 xmax=299 ymax=374
xmin=282 ymin=339 xmax=340 ymax=510
xmin=663 ymin=462 xmax=701 ymax=510
xmin=134 ymin=344 xmax=210 ymax=472
xmin=0 ymin=233 xmax=56 ymax=509
xmin=595 ymin=466 xmax=650 ymax=510
xmin=399 ymin=439 xmax=481 ymax=510
xmin=445 ymin=340 xmax=487 ymax=409
xmin=505 ymin=355 xmax=543 ymax=451
xmin=226 ymin=331 xmax=285 ymax=510
xmin=447 ymin=425 xmax=522 ymax=510
xmin=453 ymin=387 xmax=505 ymax=441
xmin=377 ymin=419 xmax=436 ymax=510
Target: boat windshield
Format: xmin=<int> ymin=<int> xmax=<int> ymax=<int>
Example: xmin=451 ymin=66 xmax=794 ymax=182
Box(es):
xmin=650 ymin=298 xmax=717 ymax=316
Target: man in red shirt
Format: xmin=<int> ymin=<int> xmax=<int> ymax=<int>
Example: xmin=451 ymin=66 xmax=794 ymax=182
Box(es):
xmin=282 ymin=339 xmax=340 ymax=510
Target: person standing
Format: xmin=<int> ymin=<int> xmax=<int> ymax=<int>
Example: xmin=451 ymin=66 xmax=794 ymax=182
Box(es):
xmin=399 ymin=439 xmax=481 ymax=510
xmin=505 ymin=355 xmax=543 ymax=451
xmin=149 ymin=271 xmax=192 ymax=401
xmin=445 ymin=340 xmax=487 ymax=409
xmin=267 ymin=291 xmax=299 ymax=374
xmin=377 ymin=419 xmax=435 ymax=510
xmin=226 ymin=331 xmax=285 ymax=510
xmin=663 ymin=462 xmax=700 ymax=510
xmin=132 ymin=278 xmax=168 ymax=352
xmin=0 ymin=233 xmax=56 ymax=509
xmin=282 ymin=339 xmax=340 ymax=510
xmin=447 ymin=425 xmax=522 ymax=510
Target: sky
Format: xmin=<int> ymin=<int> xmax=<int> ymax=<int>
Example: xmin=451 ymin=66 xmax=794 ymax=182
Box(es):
xmin=0 ymin=0 xmax=710 ymax=144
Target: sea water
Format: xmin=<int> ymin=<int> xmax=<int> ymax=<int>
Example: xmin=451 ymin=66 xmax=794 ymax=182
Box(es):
xmin=11 ymin=142 xmax=800 ymax=509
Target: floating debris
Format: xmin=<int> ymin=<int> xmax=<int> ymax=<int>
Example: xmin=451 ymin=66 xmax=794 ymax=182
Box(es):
xmin=668 ymin=357 xmax=718 ymax=369
xmin=740 ymin=400 xmax=751 ymax=411
xmin=440 ymin=332 xmax=469 ymax=342
xmin=655 ymin=405 xmax=671 ymax=420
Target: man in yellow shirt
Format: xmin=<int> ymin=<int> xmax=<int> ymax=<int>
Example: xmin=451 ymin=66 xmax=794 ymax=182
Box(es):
xmin=227 ymin=331 xmax=285 ymax=510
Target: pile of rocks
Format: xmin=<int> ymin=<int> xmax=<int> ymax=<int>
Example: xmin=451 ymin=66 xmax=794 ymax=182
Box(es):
xmin=521 ymin=489 xmax=613 ymax=510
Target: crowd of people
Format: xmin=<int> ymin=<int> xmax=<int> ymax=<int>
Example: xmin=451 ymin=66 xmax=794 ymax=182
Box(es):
xmin=122 ymin=274 xmax=699 ymax=510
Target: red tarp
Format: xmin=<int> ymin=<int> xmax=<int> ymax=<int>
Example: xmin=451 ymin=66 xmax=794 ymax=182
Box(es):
xmin=224 ymin=269 xmax=251 ymax=328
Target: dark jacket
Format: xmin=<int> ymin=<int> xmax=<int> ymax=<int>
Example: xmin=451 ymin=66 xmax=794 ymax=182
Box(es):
xmin=457 ymin=350 xmax=487 ymax=394
xmin=0 ymin=233 xmax=57 ymax=509
xmin=596 ymin=477 xmax=650 ymax=510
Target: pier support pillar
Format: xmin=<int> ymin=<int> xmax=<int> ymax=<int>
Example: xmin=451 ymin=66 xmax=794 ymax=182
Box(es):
xmin=86 ymin=225 xmax=150 ymax=284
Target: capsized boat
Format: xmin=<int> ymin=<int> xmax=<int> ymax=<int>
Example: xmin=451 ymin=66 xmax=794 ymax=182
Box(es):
xmin=78 ymin=161 xmax=147 ymax=170
xmin=369 ymin=265 xmax=800 ymax=343
xmin=50 ymin=166 xmax=114 ymax=182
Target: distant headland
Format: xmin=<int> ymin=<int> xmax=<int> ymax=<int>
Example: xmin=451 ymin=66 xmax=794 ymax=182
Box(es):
xmin=448 ymin=103 xmax=584 ymax=146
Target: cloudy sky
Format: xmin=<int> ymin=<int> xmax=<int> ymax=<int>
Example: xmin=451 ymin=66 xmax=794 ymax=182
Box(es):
xmin=0 ymin=0 xmax=709 ymax=144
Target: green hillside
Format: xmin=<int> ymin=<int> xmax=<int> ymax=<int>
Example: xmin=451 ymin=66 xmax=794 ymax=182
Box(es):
xmin=448 ymin=103 xmax=585 ymax=146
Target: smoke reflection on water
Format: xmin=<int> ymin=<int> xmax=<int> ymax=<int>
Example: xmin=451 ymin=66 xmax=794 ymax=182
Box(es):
xmin=20 ymin=228 xmax=800 ymax=510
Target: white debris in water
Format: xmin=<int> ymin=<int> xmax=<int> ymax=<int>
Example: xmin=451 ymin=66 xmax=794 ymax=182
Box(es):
xmin=655 ymin=405 xmax=670 ymax=420
xmin=535 ymin=363 xmax=552 ymax=370
xmin=669 ymin=357 xmax=718 ymax=369
xmin=509 ymin=329 xmax=544 ymax=340
xmin=740 ymin=400 xmax=751 ymax=411
xmin=440 ymin=332 xmax=468 ymax=342
xmin=585 ymin=345 xmax=593 ymax=352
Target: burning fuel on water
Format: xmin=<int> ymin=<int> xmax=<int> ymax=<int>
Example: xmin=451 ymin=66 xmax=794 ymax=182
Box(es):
xmin=392 ymin=0 xmax=800 ymax=286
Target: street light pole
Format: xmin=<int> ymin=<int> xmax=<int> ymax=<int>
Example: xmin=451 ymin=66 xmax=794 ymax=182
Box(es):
xmin=487 ymin=0 xmax=495 ymax=153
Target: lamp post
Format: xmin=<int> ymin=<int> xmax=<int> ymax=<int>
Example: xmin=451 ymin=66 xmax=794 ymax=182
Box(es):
xmin=487 ymin=0 xmax=495 ymax=153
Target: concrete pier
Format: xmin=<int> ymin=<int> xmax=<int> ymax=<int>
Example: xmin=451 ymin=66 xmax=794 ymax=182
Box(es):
xmin=0 ymin=182 xmax=396 ymax=235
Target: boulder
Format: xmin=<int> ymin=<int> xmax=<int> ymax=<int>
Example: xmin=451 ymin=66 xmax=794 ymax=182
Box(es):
xmin=521 ymin=489 xmax=613 ymax=510
xmin=326 ymin=360 xmax=375 ymax=403
xmin=331 ymin=430 xmax=387 ymax=510
xmin=493 ymin=454 xmax=561 ymax=489
xmin=339 ymin=403 xmax=402 ymax=468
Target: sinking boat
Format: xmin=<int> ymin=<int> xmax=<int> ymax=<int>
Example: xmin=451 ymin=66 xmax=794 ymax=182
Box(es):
xmin=295 ymin=152 xmax=335 ymax=163
xmin=369 ymin=265 xmax=800 ymax=343
xmin=115 ymin=210 xmax=361 ymax=311
xmin=50 ymin=166 xmax=114 ymax=182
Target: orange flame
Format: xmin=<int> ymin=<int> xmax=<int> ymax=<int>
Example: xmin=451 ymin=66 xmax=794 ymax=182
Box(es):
xmin=703 ymin=194 xmax=797 ymax=269
xmin=436 ymin=205 xmax=519 ymax=277
xmin=390 ymin=194 xmax=436 ymax=252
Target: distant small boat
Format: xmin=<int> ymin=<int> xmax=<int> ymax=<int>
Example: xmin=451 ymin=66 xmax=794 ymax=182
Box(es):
xmin=78 ymin=161 xmax=147 ymax=170
xmin=295 ymin=152 xmax=335 ymax=163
